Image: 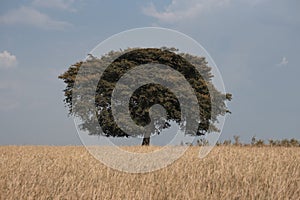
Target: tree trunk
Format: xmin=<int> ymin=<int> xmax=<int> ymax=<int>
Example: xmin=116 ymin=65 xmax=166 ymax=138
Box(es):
xmin=141 ymin=122 xmax=154 ymax=146
xmin=141 ymin=128 xmax=151 ymax=146
xmin=142 ymin=137 xmax=150 ymax=146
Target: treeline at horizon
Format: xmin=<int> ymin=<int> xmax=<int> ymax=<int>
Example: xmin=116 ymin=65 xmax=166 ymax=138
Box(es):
xmin=190 ymin=136 xmax=300 ymax=147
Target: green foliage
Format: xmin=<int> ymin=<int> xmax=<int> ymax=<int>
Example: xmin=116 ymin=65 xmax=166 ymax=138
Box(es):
xmin=59 ymin=47 xmax=232 ymax=144
xmin=251 ymin=136 xmax=257 ymax=146
xmin=223 ymin=140 xmax=232 ymax=146
xmin=255 ymin=139 xmax=265 ymax=147
xmin=233 ymin=135 xmax=240 ymax=146
xmin=217 ymin=136 xmax=300 ymax=147
xmin=196 ymin=138 xmax=209 ymax=146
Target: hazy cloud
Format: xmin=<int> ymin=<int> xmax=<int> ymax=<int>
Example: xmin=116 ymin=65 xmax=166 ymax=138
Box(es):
xmin=0 ymin=6 xmax=72 ymax=30
xmin=142 ymin=0 xmax=231 ymax=23
xmin=142 ymin=0 xmax=269 ymax=23
xmin=278 ymin=56 xmax=288 ymax=66
xmin=0 ymin=51 xmax=18 ymax=69
xmin=32 ymin=0 xmax=76 ymax=12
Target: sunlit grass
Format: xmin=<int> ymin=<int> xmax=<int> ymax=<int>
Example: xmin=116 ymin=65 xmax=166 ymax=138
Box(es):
xmin=1 ymin=146 xmax=299 ymax=199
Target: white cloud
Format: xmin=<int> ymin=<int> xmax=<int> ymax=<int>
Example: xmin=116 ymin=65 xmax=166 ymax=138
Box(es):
xmin=278 ymin=56 xmax=288 ymax=66
xmin=142 ymin=0 xmax=231 ymax=23
xmin=32 ymin=0 xmax=76 ymax=12
xmin=0 ymin=6 xmax=72 ymax=30
xmin=142 ymin=0 xmax=269 ymax=23
xmin=0 ymin=51 xmax=18 ymax=69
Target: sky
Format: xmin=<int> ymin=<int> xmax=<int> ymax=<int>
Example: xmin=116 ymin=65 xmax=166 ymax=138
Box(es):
xmin=0 ymin=0 xmax=299 ymax=145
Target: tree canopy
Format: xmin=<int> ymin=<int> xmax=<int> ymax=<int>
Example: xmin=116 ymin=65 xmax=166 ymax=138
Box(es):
xmin=59 ymin=47 xmax=232 ymax=145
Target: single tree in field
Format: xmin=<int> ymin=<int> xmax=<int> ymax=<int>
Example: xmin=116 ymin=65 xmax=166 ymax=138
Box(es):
xmin=59 ymin=48 xmax=232 ymax=145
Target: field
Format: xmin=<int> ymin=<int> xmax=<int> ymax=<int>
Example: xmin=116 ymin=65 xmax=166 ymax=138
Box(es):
xmin=1 ymin=146 xmax=299 ymax=199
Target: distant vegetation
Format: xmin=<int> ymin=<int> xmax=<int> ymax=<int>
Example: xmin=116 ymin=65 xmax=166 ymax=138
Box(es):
xmin=195 ymin=136 xmax=300 ymax=147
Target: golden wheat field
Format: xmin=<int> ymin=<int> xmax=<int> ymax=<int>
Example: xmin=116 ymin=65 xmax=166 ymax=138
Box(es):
xmin=1 ymin=146 xmax=299 ymax=200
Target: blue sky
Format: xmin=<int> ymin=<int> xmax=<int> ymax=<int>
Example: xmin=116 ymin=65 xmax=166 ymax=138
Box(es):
xmin=0 ymin=0 xmax=299 ymax=145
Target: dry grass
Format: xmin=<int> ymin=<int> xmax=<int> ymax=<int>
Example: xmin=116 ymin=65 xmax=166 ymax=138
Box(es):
xmin=1 ymin=146 xmax=299 ymax=199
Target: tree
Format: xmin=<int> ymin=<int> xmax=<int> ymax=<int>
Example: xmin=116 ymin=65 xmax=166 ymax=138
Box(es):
xmin=59 ymin=47 xmax=232 ymax=145
xmin=233 ymin=135 xmax=240 ymax=146
xmin=251 ymin=136 xmax=257 ymax=146
xmin=255 ymin=139 xmax=265 ymax=147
